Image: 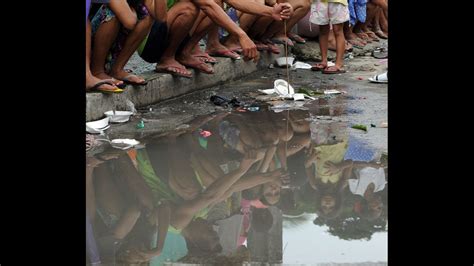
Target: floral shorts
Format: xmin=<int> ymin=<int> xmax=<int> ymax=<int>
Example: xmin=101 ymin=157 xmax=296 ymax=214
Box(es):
xmin=91 ymin=4 xmax=149 ymax=65
xmin=310 ymin=1 xmax=350 ymax=25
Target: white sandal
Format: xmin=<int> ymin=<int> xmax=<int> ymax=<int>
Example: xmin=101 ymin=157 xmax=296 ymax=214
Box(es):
xmin=369 ymin=72 xmax=388 ymax=83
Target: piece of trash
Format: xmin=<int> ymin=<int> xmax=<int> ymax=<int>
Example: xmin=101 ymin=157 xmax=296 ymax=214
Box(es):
xmin=86 ymin=117 xmax=110 ymax=134
xmin=210 ymin=95 xmax=242 ymax=108
xmin=149 ymin=108 xmax=153 ymax=112
xmin=351 ymin=124 xmax=367 ymax=132
xmin=275 ymin=57 xmax=295 ymax=67
xmin=245 ymin=106 xmax=260 ymax=112
xmin=357 ymin=77 xmax=364 ymax=80
xmin=371 ymin=124 xmax=377 ymax=127
xmin=259 ymin=89 xmax=276 ymax=95
xmin=210 ymin=95 xmax=230 ymax=107
xmin=324 ymin=89 xmax=342 ymax=95
xmin=316 ymin=116 xmax=333 ymax=120
xmin=274 ymin=79 xmax=295 ymax=96
xmin=199 ymin=130 xmax=212 ymax=138
xmin=110 ymin=139 xmax=140 ymax=150
xmin=236 ymin=107 xmax=247 ymax=112
xmin=327 ymin=62 xmax=336 ymax=67
xmin=268 ymin=64 xmax=274 ymax=69
xmin=292 ymin=93 xmax=306 ymax=101
xmin=291 ymin=61 xmax=312 ymax=70
xmin=136 ymin=120 xmax=145 ymax=129
xmin=198 ymin=137 xmax=208 ymax=149
xmin=104 ymin=110 xmax=133 ymax=123
xmin=379 ymin=122 xmax=388 ymax=128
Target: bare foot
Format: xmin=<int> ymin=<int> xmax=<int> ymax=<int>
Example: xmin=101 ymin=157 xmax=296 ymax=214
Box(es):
xmin=223 ymin=35 xmax=243 ymax=53
xmin=191 ymin=45 xmax=217 ymax=64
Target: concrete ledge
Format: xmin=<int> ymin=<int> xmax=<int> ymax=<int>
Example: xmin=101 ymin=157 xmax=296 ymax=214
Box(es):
xmin=86 ymin=48 xmax=282 ymax=121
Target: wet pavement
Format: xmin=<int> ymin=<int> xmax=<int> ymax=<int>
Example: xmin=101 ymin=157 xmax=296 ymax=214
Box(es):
xmin=87 ymin=47 xmax=387 ymax=265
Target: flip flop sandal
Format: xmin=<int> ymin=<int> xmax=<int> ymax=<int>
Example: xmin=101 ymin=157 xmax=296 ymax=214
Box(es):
xmin=121 ymin=74 xmax=148 ymax=85
xmin=271 ymin=38 xmax=294 ymax=47
xmin=255 ymin=42 xmax=270 ymax=51
xmin=368 ymin=72 xmax=388 ymax=83
xmin=322 ymin=66 xmax=347 ymax=74
xmin=86 ymin=81 xmax=124 ymax=93
xmin=155 ymin=66 xmax=193 ymax=78
xmin=289 ymin=34 xmax=306 ymax=44
xmin=183 ymin=62 xmax=214 ymax=75
xmin=311 ymin=63 xmax=327 ymax=71
xmin=207 ymin=49 xmax=241 ymax=60
xmin=194 ymin=54 xmax=218 ymax=64
xmin=266 ymin=43 xmax=281 ymax=54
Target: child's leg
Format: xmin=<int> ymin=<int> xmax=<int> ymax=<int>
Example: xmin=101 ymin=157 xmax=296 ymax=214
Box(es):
xmin=318 ymin=25 xmax=330 ymax=65
xmin=90 ymin=7 xmax=121 ymax=80
xmin=110 ymin=8 xmax=154 ymax=83
xmin=86 ymin=20 xmax=120 ymax=91
xmin=332 ymin=23 xmax=345 ymax=68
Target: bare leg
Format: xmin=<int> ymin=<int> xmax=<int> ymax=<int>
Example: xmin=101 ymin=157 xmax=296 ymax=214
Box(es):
xmin=109 ymin=14 xmax=153 ymax=83
xmin=90 ymin=15 xmax=122 ymax=80
xmin=86 ymin=20 xmax=120 ymax=91
xmin=332 ymin=23 xmax=345 ymax=68
xmin=318 ymin=24 xmax=330 ymax=66
xmin=156 ymin=0 xmax=199 ymax=76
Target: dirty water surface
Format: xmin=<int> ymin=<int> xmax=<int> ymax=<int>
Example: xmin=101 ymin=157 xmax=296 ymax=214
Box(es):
xmin=87 ymin=62 xmax=387 ymax=266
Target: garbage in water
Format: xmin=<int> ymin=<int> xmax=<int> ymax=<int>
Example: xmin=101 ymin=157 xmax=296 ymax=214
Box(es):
xmin=351 ymin=124 xmax=367 ymax=131
xmin=104 ymin=110 xmax=133 ymax=123
xmin=275 ymin=57 xmax=295 ymax=67
xmin=371 ymin=124 xmax=377 ymax=127
xmin=86 ymin=117 xmax=110 ymax=134
xmin=199 ymin=129 xmax=212 ymax=138
xmin=136 ymin=120 xmax=145 ymax=129
xmin=270 ymin=101 xmax=307 ymax=112
xmin=324 ymin=89 xmax=342 ymax=95
xmin=379 ymin=122 xmax=388 ymax=128
xmin=210 ymin=95 xmax=243 ymax=108
xmin=298 ymin=88 xmax=324 ymax=97
xmin=268 ymin=64 xmax=274 ymax=69
xmin=291 ymin=61 xmax=312 ymax=70
xmin=245 ymin=106 xmax=260 ymax=112
xmin=258 ymin=80 xmax=315 ymax=101
xmin=110 ymin=139 xmax=140 ymax=150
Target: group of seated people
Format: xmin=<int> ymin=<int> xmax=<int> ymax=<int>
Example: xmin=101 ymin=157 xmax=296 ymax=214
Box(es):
xmin=85 ymin=0 xmax=388 ymax=92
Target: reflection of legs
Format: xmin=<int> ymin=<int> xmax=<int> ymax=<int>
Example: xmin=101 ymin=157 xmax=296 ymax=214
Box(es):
xmin=156 ymin=0 xmax=198 ymax=76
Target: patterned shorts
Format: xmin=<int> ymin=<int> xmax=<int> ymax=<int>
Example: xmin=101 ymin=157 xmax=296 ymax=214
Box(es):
xmin=91 ymin=4 xmax=149 ymax=65
xmin=310 ymin=1 xmax=350 ymax=25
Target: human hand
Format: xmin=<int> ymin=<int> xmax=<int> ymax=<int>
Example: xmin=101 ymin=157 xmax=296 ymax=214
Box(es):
xmin=239 ymin=34 xmax=259 ymax=62
xmin=272 ymin=3 xmax=293 ymax=21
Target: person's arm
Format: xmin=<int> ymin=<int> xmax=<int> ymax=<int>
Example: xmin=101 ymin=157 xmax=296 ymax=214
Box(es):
xmin=213 ymin=169 xmax=289 ymax=204
xmin=226 ymin=0 xmax=293 ymax=20
xmin=192 ymin=0 xmax=258 ymax=61
xmin=109 ymin=0 xmax=138 ymax=30
xmin=171 ymin=156 xmax=257 ymax=229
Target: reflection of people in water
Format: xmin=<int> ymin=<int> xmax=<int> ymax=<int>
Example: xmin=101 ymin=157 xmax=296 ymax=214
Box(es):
xmin=86 ymin=150 xmax=170 ymax=264
xmin=304 ymin=120 xmax=350 ymax=220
